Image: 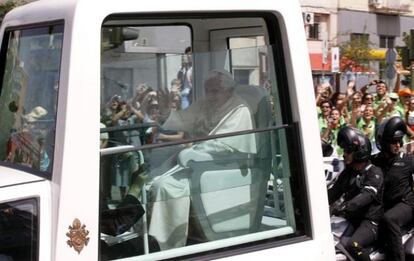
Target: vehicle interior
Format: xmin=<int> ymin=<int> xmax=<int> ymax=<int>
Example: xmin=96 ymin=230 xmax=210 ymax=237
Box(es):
xmin=99 ymin=13 xmax=304 ymax=260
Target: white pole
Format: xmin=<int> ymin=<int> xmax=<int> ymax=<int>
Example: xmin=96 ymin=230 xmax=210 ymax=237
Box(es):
xmin=142 ymin=188 xmax=149 ymax=254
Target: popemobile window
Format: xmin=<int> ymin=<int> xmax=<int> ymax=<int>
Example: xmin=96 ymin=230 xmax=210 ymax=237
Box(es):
xmin=0 ymin=24 xmax=63 ymax=177
xmin=99 ymin=17 xmax=306 ymax=260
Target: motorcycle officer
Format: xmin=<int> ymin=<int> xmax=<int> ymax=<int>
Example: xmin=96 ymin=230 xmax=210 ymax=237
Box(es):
xmin=328 ymin=127 xmax=384 ymax=261
xmin=373 ymin=116 xmax=414 ymax=261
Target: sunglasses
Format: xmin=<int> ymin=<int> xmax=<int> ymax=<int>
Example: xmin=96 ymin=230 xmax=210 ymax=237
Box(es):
xmin=389 ymin=139 xmax=402 ymax=145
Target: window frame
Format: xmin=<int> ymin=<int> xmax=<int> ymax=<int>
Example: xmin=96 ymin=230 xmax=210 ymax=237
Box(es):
xmin=99 ymin=11 xmax=311 ymax=260
xmin=0 ymin=20 xmax=64 ymax=179
xmin=307 ymin=22 xmax=320 ymax=40
xmin=0 ymin=197 xmax=39 ymax=261
xmin=379 ymin=35 xmax=395 ymax=48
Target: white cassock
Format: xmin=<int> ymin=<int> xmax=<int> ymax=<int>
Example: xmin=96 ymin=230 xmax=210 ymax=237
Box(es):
xmin=147 ymin=93 xmax=256 ymax=250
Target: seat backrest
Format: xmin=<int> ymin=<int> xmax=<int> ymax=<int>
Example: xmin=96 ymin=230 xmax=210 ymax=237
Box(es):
xmin=235 ymin=85 xmax=273 ymax=174
xmin=234 ymin=84 xmax=272 ymax=128
xmin=188 ymin=85 xmax=273 ymax=241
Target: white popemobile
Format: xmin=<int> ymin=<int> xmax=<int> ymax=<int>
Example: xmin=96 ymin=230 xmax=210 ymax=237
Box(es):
xmin=0 ymin=0 xmax=334 ymax=260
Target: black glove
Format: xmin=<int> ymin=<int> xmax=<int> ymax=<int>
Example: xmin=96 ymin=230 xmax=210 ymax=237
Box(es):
xmin=345 ymin=201 xmax=358 ymax=213
xmin=330 ymin=201 xmax=346 ymax=216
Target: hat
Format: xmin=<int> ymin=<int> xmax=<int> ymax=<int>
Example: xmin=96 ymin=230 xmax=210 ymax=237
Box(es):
xmin=389 ymin=92 xmax=399 ymax=100
xmin=398 ymin=88 xmax=411 ymax=97
xmin=377 ymin=80 xmax=386 ymax=84
xmin=150 ymin=99 xmax=158 ymax=106
xmin=23 ymin=106 xmax=48 ymax=122
xmin=205 ymin=69 xmax=236 ymax=89
xmin=110 ymin=95 xmax=121 ymax=103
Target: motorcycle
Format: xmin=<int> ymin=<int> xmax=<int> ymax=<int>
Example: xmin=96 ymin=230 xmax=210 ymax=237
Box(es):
xmin=330 ymin=197 xmax=414 ymax=261
xmin=322 ymin=142 xmax=414 ymax=260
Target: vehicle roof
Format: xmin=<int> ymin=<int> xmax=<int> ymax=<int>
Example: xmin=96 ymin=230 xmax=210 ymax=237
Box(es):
xmin=0 ymin=166 xmax=44 ymax=188
xmin=3 ymin=0 xmax=301 ymax=28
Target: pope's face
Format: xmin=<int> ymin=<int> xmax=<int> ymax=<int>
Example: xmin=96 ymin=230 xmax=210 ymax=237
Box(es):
xmin=204 ymin=77 xmax=231 ymax=107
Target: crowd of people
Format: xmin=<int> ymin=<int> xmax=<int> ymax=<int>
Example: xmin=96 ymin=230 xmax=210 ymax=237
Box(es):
xmin=99 ymin=60 xmax=196 ymax=258
xmin=100 ymin=78 xmax=188 ymax=198
xmin=316 ymin=72 xmax=414 ymax=157
xmin=320 ymin=71 xmax=414 ymax=260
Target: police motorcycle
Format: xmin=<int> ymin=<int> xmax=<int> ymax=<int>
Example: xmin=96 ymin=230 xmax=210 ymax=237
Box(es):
xmin=327 ymin=127 xmax=384 ymax=260
xmin=325 ymin=123 xmax=414 ymax=261
xmin=330 ymin=198 xmax=383 ymax=261
xmin=330 ymin=199 xmax=414 ymax=261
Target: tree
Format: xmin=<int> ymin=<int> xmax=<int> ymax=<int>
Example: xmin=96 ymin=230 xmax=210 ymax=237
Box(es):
xmin=397 ymin=31 xmax=412 ymax=83
xmin=0 ymin=0 xmax=26 ymax=24
xmin=339 ymin=34 xmax=374 ymax=72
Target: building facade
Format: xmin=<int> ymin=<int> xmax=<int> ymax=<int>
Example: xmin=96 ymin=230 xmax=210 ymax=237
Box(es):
xmin=301 ymin=0 xmax=414 ymax=90
xmin=300 ymin=0 xmax=339 ymax=86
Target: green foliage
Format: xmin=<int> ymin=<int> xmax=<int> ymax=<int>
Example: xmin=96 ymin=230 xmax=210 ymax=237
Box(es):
xmin=0 ymin=0 xmax=26 ymax=24
xmin=339 ymin=36 xmax=373 ymax=71
xmin=402 ymin=31 xmax=410 ymax=47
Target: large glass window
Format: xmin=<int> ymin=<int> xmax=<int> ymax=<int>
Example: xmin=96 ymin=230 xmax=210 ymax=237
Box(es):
xmin=0 ymin=24 xmax=63 ymax=177
xmin=0 ymin=198 xmax=39 ymax=261
xmin=99 ymin=15 xmax=308 ymax=260
xmin=379 ymin=35 xmax=395 ymax=48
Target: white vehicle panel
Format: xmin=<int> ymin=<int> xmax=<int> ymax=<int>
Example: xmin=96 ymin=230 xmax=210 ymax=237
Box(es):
xmin=0 ymin=167 xmax=44 ymax=188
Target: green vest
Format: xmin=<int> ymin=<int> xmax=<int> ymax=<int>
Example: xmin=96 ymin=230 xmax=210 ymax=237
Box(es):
xmin=356 ymin=117 xmax=376 ymax=141
xmin=373 ymin=94 xmax=387 ymax=110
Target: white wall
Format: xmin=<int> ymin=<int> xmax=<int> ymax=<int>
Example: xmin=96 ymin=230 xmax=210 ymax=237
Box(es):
xmin=300 ymin=0 xmax=339 ymax=54
xmin=300 ymin=0 xmax=338 ymax=10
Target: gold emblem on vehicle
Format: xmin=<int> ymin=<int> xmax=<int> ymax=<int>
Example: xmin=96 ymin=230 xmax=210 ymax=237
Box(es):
xmin=66 ymin=218 xmax=90 ymax=254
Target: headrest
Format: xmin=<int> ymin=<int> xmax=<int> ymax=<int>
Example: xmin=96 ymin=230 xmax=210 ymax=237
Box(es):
xmin=235 ymin=85 xmax=268 ymax=114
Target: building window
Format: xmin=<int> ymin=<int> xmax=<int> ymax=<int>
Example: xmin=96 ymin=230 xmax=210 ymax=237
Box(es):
xmin=229 ymin=36 xmax=266 ymax=85
xmin=307 ymin=14 xmax=322 ymax=40
xmin=379 ymin=35 xmax=395 ymax=48
xmin=350 ymin=33 xmax=369 ymax=43
xmin=233 ymin=69 xmax=251 ymax=85
xmin=308 ymin=23 xmax=319 ymax=40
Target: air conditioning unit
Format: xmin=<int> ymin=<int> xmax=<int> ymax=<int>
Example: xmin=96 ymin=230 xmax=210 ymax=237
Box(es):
xmin=369 ymin=0 xmax=383 ymax=8
xmin=303 ymin=12 xmax=314 ymax=25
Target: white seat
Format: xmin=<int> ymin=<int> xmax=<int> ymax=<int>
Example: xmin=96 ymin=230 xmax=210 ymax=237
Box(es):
xmin=188 ymin=85 xmax=272 ymax=241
